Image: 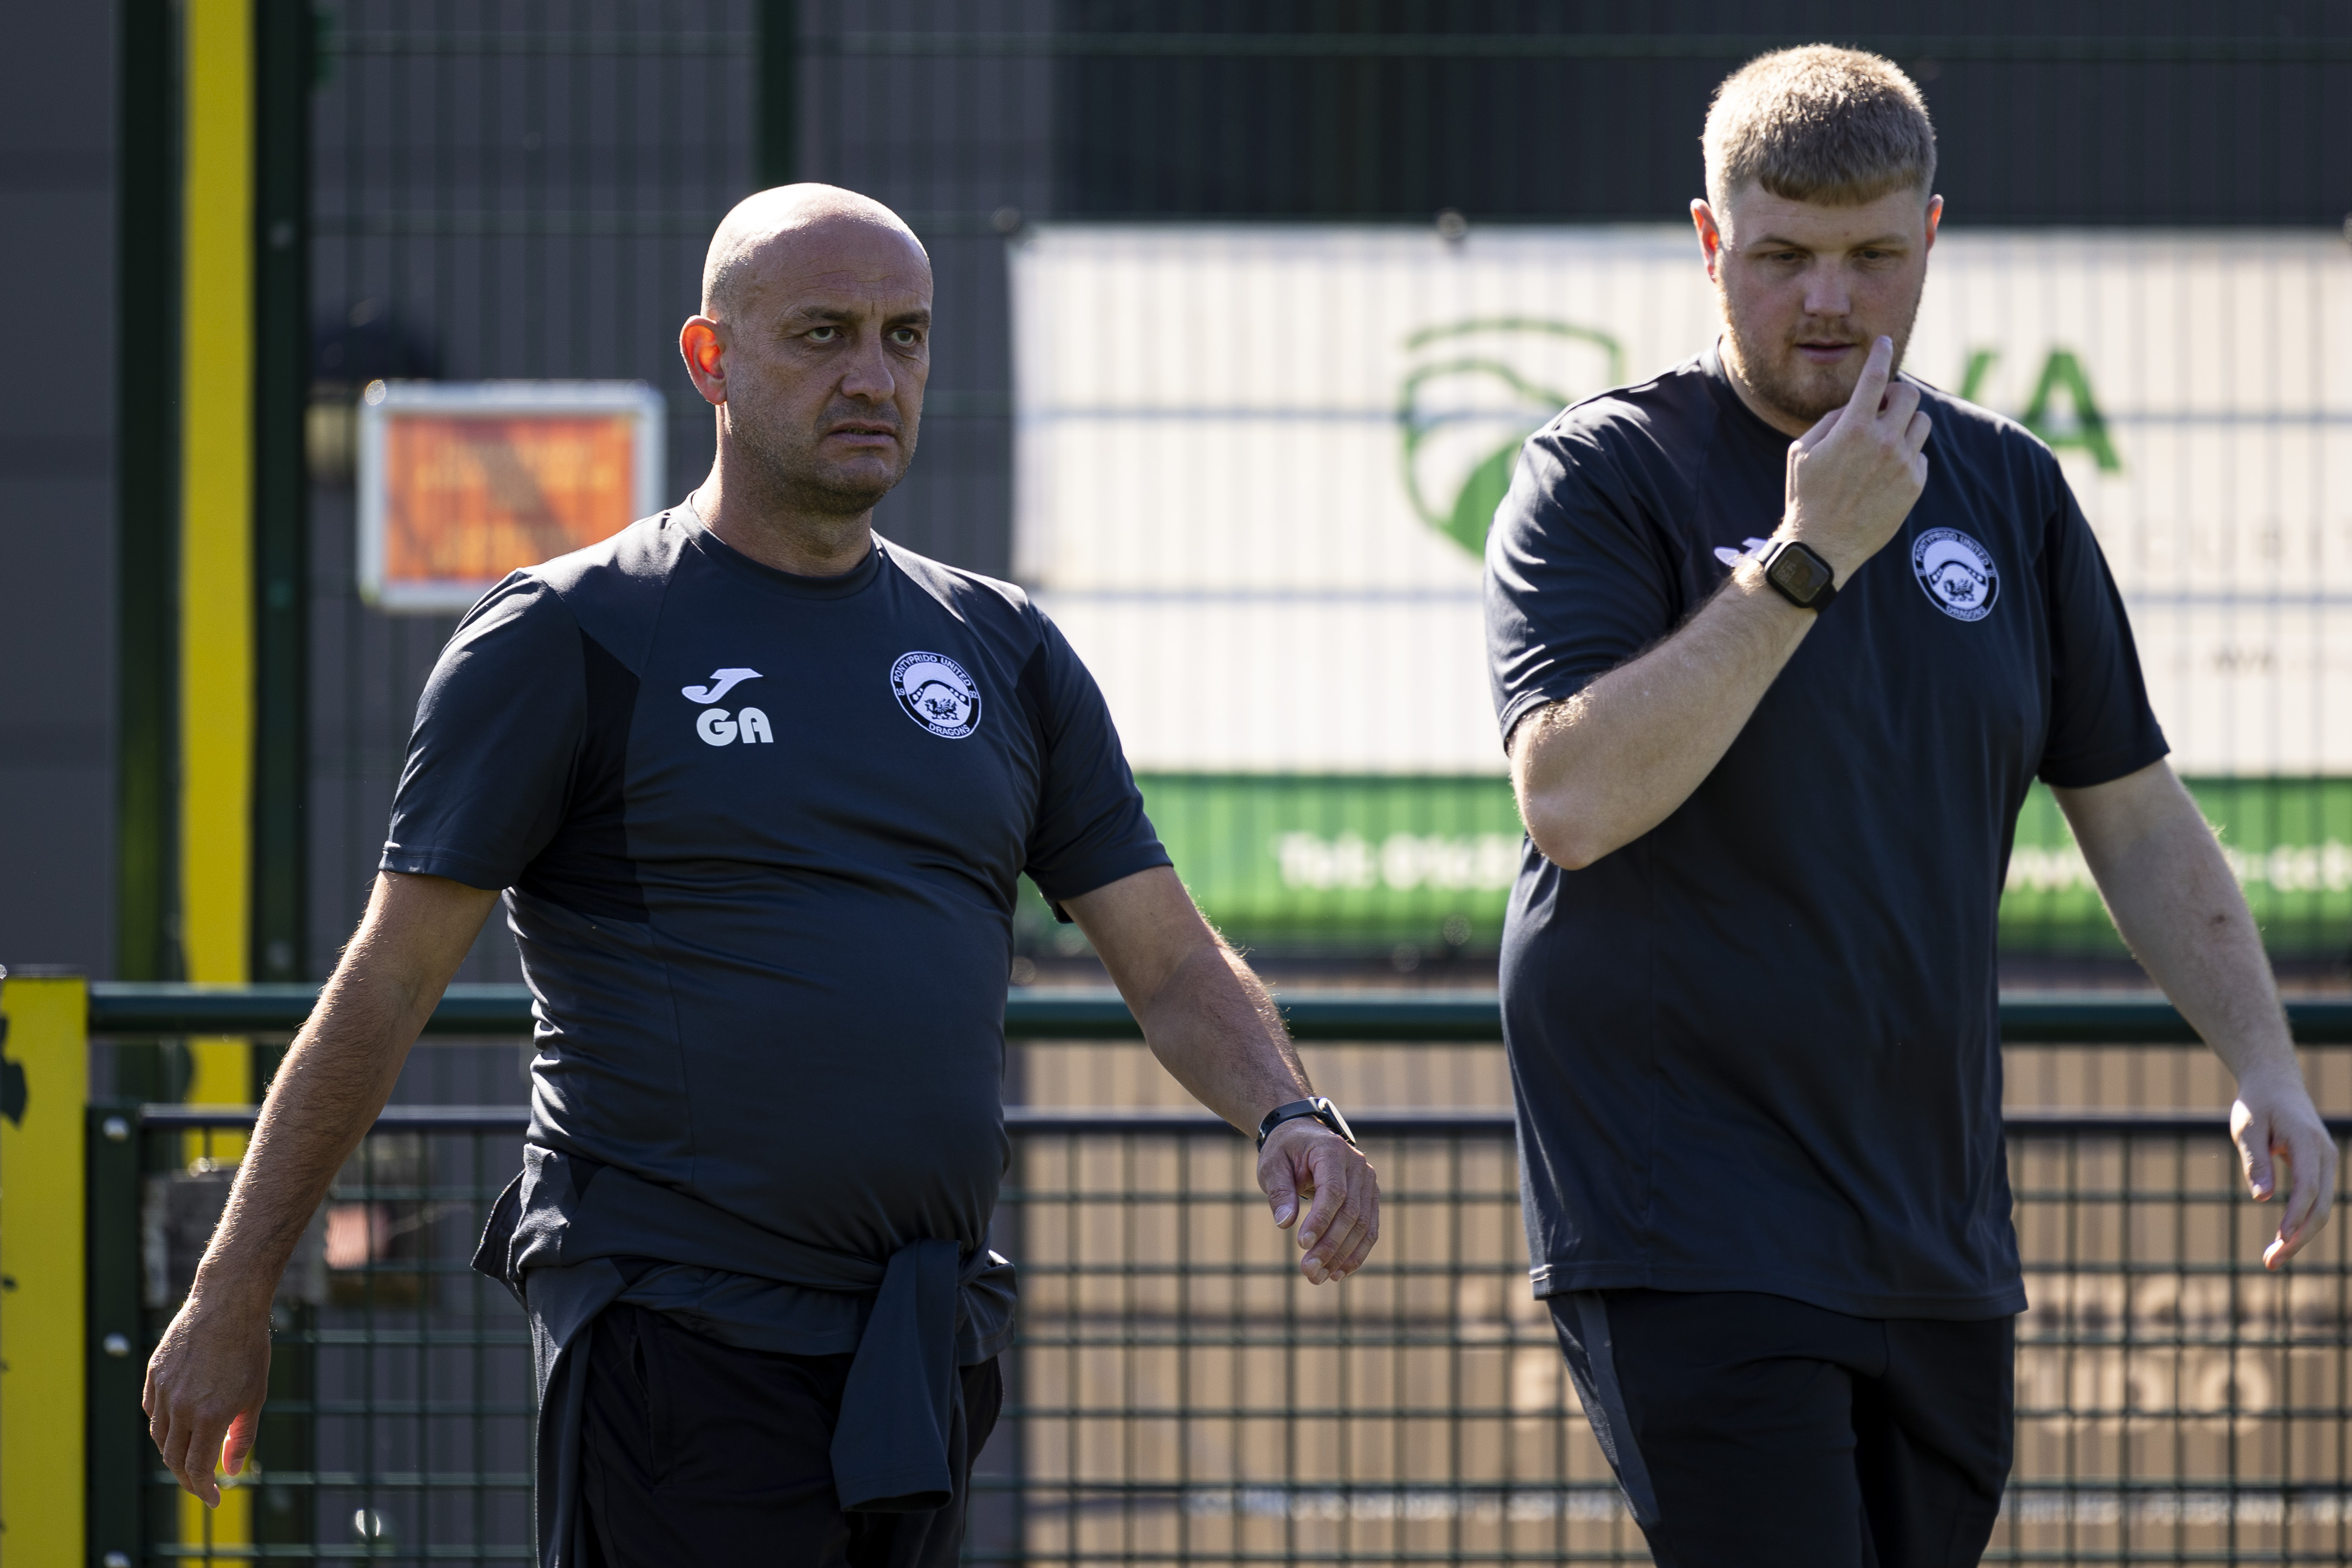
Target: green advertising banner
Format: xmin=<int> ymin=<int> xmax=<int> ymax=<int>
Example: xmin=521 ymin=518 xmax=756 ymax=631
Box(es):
xmin=1008 ymin=228 xmax=2351 ymax=959
xmin=1129 ymin=774 xmax=2352 ymax=957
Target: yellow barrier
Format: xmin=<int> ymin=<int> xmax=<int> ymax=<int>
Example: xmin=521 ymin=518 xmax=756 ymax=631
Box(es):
xmin=173 ymin=0 xmax=260 ymax=1552
xmin=178 ymin=0 xmax=256 ymax=1178
xmin=0 ymin=969 xmax=88 ymax=1565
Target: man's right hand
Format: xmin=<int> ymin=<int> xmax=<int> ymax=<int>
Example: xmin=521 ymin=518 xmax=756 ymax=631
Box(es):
xmin=1779 ymin=335 xmax=1932 ymax=582
xmin=144 ymin=1289 xmax=273 ymax=1507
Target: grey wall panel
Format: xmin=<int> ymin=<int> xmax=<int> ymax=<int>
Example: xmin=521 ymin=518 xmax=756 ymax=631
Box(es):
xmin=0 ymin=0 xmax=114 ymax=978
xmin=0 ymin=190 xmax=119 ymax=430
xmin=0 ymin=475 xmax=116 ymax=974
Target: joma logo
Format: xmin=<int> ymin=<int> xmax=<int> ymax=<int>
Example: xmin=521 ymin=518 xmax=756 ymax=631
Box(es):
xmin=684 ymin=667 xmax=774 ymax=746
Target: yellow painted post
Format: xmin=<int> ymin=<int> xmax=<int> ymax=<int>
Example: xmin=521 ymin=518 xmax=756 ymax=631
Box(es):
xmin=177 ymin=0 xmax=258 ymax=1554
xmin=0 ymin=969 xmax=89 ymax=1566
xmin=180 ymin=0 xmax=254 ymax=1164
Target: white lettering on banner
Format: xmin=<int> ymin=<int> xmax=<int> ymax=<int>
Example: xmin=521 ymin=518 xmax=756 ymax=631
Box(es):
xmin=2227 ymin=840 xmax=2352 ymax=891
xmin=1274 ymin=832 xmax=1519 ymax=892
xmin=2005 ymin=839 xmax=2352 ymax=894
xmin=1274 ymin=833 xmax=1375 ymax=890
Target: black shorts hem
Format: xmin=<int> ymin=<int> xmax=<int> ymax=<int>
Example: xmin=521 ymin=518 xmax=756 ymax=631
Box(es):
xmin=1528 ymin=1263 xmax=2025 ymax=1321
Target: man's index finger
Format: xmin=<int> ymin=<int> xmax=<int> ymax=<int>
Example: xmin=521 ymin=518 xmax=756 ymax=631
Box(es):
xmin=1848 ymin=335 xmax=1894 ymax=415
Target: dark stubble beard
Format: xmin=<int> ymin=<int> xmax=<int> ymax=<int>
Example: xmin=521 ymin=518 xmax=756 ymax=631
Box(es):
xmin=727 ymin=398 xmax=918 ymax=519
xmin=1722 ymin=283 xmax=1925 ymax=427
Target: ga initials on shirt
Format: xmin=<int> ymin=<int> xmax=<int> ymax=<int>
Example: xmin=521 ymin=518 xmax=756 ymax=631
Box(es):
xmin=695 ymin=707 xmax=773 ymax=746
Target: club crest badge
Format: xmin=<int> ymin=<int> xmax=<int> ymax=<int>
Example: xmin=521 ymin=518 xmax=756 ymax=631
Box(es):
xmin=891 ymin=651 xmax=982 ymax=739
xmin=1911 ymin=529 xmax=2000 ymax=622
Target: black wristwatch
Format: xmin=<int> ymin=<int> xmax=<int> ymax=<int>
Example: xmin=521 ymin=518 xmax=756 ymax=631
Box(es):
xmin=1756 ymin=538 xmax=1839 ymax=610
xmin=1256 ymin=1096 xmax=1357 ymax=1150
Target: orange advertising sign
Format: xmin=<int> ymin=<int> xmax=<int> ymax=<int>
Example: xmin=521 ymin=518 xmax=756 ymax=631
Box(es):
xmin=358 ymin=381 xmax=665 ymax=611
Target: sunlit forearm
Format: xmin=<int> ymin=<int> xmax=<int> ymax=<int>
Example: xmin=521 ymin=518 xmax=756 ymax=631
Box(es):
xmin=1064 ymin=867 xmax=1314 ymax=1132
xmin=1513 ymin=565 xmax=1813 ymax=869
xmin=2058 ymin=764 xmax=2295 ymax=1086
xmin=192 ymin=874 xmax=495 ymax=1308
xmin=1130 ymin=941 xmax=1312 ymax=1133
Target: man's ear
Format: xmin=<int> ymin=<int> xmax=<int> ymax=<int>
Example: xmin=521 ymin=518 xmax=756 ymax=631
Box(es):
xmin=1691 ymin=199 xmax=1724 ymax=282
xmin=680 ymin=316 xmax=728 ymax=407
xmin=1924 ymin=194 xmax=1944 ymax=252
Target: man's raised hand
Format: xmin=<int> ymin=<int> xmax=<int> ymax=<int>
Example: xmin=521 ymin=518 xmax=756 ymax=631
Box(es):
xmin=1779 ymin=335 xmax=1933 ymax=583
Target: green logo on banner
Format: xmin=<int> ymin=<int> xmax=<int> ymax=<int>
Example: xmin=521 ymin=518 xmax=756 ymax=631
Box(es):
xmin=1398 ymin=320 xmax=1624 ymax=556
xmin=1959 ymin=347 xmax=2123 ymax=472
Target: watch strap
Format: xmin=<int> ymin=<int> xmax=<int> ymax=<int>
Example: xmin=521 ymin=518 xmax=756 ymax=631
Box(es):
xmin=1256 ymin=1097 xmax=1358 ymax=1150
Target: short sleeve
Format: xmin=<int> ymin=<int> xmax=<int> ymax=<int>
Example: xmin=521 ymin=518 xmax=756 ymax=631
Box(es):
xmin=1484 ymin=423 xmax=1678 ymax=750
xmin=2036 ymin=479 xmax=2169 ymax=788
xmin=1018 ymin=611 xmax=1171 ymax=910
xmin=381 ymin=576 xmax=587 ymax=890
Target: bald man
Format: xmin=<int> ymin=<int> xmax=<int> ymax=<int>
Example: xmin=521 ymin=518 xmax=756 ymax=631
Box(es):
xmin=143 ymin=185 xmax=1380 ymax=1568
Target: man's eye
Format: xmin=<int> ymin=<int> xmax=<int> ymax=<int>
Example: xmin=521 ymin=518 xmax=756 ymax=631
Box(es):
xmin=890 ymin=328 xmax=920 ymax=346
xmin=807 ymin=326 xmax=838 ymax=342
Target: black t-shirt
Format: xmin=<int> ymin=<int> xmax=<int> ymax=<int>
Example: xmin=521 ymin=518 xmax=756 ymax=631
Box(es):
xmin=386 ymin=509 xmax=1168 ymax=1265
xmin=1484 ymin=348 xmax=2166 ymax=1318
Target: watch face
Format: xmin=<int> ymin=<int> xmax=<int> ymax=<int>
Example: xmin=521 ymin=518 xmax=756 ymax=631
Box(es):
xmin=1771 ymin=548 xmax=1827 ymax=600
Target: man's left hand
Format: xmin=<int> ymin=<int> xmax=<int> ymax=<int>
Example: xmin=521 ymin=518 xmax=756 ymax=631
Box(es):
xmin=2231 ymin=1068 xmax=2340 ymax=1269
xmin=1258 ymin=1121 xmax=1380 ymax=1283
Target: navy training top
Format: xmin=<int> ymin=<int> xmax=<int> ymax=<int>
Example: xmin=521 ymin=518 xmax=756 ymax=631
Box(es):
xmin=1483 ymin=347 xmax=2166 ymax=1319
xmin=386 ymin=508 xmax=1170 ymax=1268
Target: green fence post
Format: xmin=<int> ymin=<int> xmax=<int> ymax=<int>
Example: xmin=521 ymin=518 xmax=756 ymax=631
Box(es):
xmin=758 ymin=0 xmax=798 ymax=187
xmin=251 ymin=0 xmax=311 ymax=990
xmin=89 ymin=1100 xmax=146 ymax=1565
xmin=253 ymin=1 xmax=317 ymax=1545
xmin=114 ymin=0 xmax=182 ymax=1004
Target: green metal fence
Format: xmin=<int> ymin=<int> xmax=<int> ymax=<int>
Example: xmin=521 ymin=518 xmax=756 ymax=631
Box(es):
xmin=86 ymin=989 xmax=2352 ymax=1564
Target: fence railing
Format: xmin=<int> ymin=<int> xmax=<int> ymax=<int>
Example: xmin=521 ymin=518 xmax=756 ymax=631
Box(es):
xmin=21 ymin=984 xmax=2352 ymax=1564
xmin=75 ymin=982 xmax=2352 ymax=1043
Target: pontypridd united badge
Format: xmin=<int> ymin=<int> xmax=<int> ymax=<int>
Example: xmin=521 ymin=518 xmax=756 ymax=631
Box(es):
xmin=1911 ymin=528 xmax=2001 ymax=622
xmin=890 ymin=651 xmax=983 ymax=738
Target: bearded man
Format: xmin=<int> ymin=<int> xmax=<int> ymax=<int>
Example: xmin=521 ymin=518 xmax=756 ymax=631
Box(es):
xmin=1485 ymin=46 xmax=2333 ymax=1566
xmin=143 ymin=185 xmax=1380 ymax=1568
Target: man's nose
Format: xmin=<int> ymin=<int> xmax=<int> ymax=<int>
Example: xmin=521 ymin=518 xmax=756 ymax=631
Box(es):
xmin=1802 ymin=262 xmax=1851 ymax=320
xmin=839 ymin=333 xmax=897 ymax=401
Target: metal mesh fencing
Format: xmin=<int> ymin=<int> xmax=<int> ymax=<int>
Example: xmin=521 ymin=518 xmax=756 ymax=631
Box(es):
xmin=2004 ymin=1123 xmax=2352 ymax=1558
xmin=137 ymin=1114 xmax=535 ymax=1562
xmin=112 ymin=1084 xmax=2352 ymax=1564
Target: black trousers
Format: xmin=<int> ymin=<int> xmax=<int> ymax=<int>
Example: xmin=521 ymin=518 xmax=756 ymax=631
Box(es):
xmin=1551 ymin=1290 xmax=2013 ymax=1567
xmin=578 ymin=1302 xmax=1005 ymax=1568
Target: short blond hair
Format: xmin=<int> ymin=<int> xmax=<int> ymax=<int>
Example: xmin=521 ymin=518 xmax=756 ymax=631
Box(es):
xmin=1702 ymin=45 xmax=1936 ymax=214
